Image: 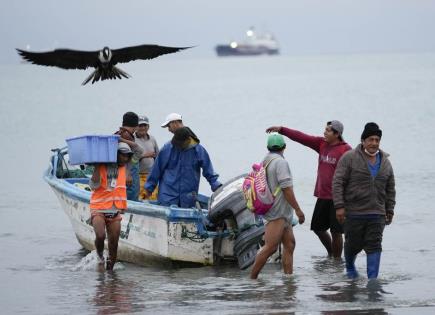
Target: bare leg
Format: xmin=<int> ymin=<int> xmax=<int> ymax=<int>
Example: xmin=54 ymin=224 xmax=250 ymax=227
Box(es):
xmin=281 ymin=226 xmax=296 ymax=274
xmin=105 ymin=220 xmax=121 ymax=270
xmin=314 ymin=230 xmax=332 ymax=256
xmin=250 ymin=218 xmax=285 ymax=279
xmin=331 ymin=232 xmax=343 ymax=258
xmin=92 ymin=216 xmax=106 ymax=261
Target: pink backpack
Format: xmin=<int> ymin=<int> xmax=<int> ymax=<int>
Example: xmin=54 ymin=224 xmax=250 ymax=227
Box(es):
xmin=242 ymin=158 xmax=280 ymax=215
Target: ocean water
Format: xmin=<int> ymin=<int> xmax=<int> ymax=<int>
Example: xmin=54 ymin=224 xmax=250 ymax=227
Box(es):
xmin=1 ymin=53 xmax=435 ymax=314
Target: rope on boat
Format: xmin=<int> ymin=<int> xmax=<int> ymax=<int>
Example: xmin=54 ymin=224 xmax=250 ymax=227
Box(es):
xmin=181 ymin=222 xmax=263 ymax=242
xmin=181 ymin=226 xmax=207 ymax=243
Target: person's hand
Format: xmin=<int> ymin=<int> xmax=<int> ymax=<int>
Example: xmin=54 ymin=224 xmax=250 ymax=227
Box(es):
xmin=336 ymin=208 xmax=345 ymax=224
xmin=142 ymin=190 xmax=151 ymax=199
xmin=212 ymin=184 xmax=223 ymax=192
xmin=385 ymin=212 xmax=394 ymax=225
xmin=266 ymin=126 xmax=282 ymax=133
xmin=119 ymin=129 xmax=134 ymax=141
xmin=119 ymin=137 xmax=137 ymax=149
xmin=126 ymin=175 xmax=133 ymax=186
xmin=295 ymin=208 xmax=305 ymax=224
xmin=143 ymin=152 xmax=156 ymax=159
xmin=91 ymin=164 xmax=101 ymax=182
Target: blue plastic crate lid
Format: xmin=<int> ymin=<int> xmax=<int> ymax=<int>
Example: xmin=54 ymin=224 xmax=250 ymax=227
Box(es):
xmin=66 ymin=135 xmax=120 ymax=165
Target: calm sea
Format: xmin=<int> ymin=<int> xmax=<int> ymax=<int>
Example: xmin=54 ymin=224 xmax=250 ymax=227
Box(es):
xmin=1 ymin=53 xmax=435 ymax=314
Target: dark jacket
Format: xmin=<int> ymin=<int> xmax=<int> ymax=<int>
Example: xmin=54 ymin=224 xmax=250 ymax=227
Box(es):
xmin=332 ymin=144 xmax=396 ymax=215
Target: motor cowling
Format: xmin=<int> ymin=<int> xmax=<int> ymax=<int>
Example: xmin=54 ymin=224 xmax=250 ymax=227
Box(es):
xmin=208 ymin=174 xmax=264 ymax=269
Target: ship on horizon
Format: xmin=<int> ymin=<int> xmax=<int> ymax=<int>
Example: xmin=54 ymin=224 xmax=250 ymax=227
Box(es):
xmin=215 ymin=28 xmax=280 ymax=57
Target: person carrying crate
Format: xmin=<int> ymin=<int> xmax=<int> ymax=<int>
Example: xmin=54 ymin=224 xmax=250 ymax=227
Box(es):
xmin=89 ymin=142 xmax=133 ymax=270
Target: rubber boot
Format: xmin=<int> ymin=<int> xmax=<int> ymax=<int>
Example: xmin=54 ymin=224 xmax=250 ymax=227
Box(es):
xmin=366 ymin=252 xmax=381 ymax=279
xmin=345 ymin=254 xmax=359 ymax=279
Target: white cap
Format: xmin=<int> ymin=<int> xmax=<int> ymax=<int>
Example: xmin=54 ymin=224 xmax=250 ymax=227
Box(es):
xmin=118 ymin=142 xmax=133 ymax=154
xmin=161 ymin=113 xmax=182 ymax=128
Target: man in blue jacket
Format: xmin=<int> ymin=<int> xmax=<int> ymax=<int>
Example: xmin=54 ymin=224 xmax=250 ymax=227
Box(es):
xmin=144 ymin=127 xmax=222 ymax=208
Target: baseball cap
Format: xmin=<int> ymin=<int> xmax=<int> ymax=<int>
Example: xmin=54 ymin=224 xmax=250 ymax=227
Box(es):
xmin=161 ymin=113 xmax=182 ymax=128
xmin=267 ymin=133 xmax=286 ymax=150
xmin=117 ymin=142 xmax=133 ymax=155
xmin=138 ymin=115 xmax=149 ymax=125
xmin=327 ymin=120 xmax=344 ymax=136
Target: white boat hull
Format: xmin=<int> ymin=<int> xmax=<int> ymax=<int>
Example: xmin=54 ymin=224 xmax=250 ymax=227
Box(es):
xmin=46 ymin=177 xmax=234 ymax=266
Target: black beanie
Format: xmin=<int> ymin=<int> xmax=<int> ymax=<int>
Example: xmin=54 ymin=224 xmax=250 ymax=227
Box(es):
xmin=361 ymin=122 xmax=382 ymax=140
xmin=122 ymin=112 xmax=139 ymax=127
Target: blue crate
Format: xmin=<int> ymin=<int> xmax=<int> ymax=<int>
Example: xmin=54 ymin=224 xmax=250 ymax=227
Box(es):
xmin=66 ymin=135 xmax=120 ymax=165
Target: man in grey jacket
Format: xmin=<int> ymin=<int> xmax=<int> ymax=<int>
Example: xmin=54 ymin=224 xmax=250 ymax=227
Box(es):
xmin=333 ymin=122 xmax=395 ymax=279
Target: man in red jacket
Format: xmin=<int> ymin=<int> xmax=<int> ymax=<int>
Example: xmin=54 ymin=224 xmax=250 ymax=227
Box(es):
xmin=266 ymin=121 xmax=351 ymax=258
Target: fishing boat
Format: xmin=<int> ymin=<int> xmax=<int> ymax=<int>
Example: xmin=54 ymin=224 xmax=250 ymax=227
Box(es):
xmin=215 ymin=27 xmax=280 ymax=57
xmin=44 ymin=147 xmax=265 ymax=268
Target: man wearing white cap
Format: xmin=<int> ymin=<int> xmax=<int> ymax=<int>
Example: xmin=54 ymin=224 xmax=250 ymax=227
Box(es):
xmin=266 ymin=121 xmax=351 ymax=258
xmin=144 ymin=127 xmax=221 ymax=208
xmin=161 ymin=112 xmax=200 ymax=142
xmin=161 ymin=112 xmax=183 ymax=133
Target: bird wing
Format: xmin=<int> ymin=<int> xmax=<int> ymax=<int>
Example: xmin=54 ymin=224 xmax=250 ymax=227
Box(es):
xmin=16 ymin=48 xmax=98 ymax=70
xmin=111 ymin=44 xmax=192 ymax=64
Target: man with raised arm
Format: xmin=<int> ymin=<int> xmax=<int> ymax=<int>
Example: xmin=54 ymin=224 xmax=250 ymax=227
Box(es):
xmin=266 ymin=121 xmax=351 ymax=258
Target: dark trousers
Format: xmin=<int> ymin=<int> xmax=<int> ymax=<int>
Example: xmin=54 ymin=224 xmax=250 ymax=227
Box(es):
xmin=344 ymin=215 xmax=385 ymax=257
xmin=127 ymin=163 xmax=140 ymax=201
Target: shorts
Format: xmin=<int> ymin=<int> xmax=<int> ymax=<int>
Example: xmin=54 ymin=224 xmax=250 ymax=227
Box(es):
xmin=127 ymin=163 xmax=140 ymax=201
xmin=91 ymin=210 xmax=122 ymax=225
xmin=264 ymin=216 xmax=293 ymax=229
xmin=310 ymin=198 xmax=343 ymax=233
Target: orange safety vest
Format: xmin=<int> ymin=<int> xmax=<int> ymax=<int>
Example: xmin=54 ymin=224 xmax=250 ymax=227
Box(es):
xmin=90 ymin=165 xmax=127 ymax=210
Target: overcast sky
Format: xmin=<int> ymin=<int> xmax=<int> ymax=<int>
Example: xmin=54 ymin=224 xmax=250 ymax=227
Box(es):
xmin=1 ymin=0 xmax=435 ymax=63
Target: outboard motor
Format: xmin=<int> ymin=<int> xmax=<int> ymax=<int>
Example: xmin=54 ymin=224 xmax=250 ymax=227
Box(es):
xmin=208 ymin=175 xmax=264 ymax=269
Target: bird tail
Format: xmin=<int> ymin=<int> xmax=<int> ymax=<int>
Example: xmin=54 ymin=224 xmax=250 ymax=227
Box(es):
xmin=82 ymin=66 xmax=130 ymax=85
xmin=112 ymin=66 xmax=130 ymax=80
xmin=82 ymin=69 xmax=99 ymax=85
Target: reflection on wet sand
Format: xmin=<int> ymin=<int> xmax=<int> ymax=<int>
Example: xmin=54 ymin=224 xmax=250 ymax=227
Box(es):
xmin=322 ymin=308 xmax=387 ymax=315
xmin=254 ymin=276 xmax=298 ymax=303
xmin=312 ymin=256 xmax=345 ymax=276
xmin=366 ymin=279 xmax=392 ymax=302
xmin=317 ymin=278 xmax=390 ymax=305
xmin=92 ymin=271 xmax=143 ymax=315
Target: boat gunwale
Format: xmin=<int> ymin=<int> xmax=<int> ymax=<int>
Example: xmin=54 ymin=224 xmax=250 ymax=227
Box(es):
xmin=43 ymin=167 xmax=208 ymax=223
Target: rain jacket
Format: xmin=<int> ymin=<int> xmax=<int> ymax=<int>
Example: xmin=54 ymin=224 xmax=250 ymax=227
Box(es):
xmin=144 ymin=140 xmax=221 ymax=208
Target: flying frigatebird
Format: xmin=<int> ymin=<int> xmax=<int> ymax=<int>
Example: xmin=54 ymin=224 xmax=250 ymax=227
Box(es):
xmin=16 ymin=44 xmax=191 ymax=85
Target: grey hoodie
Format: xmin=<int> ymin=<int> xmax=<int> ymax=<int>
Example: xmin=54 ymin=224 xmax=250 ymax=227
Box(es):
xmin=332 ymin=144 xmax=396 ymax=216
